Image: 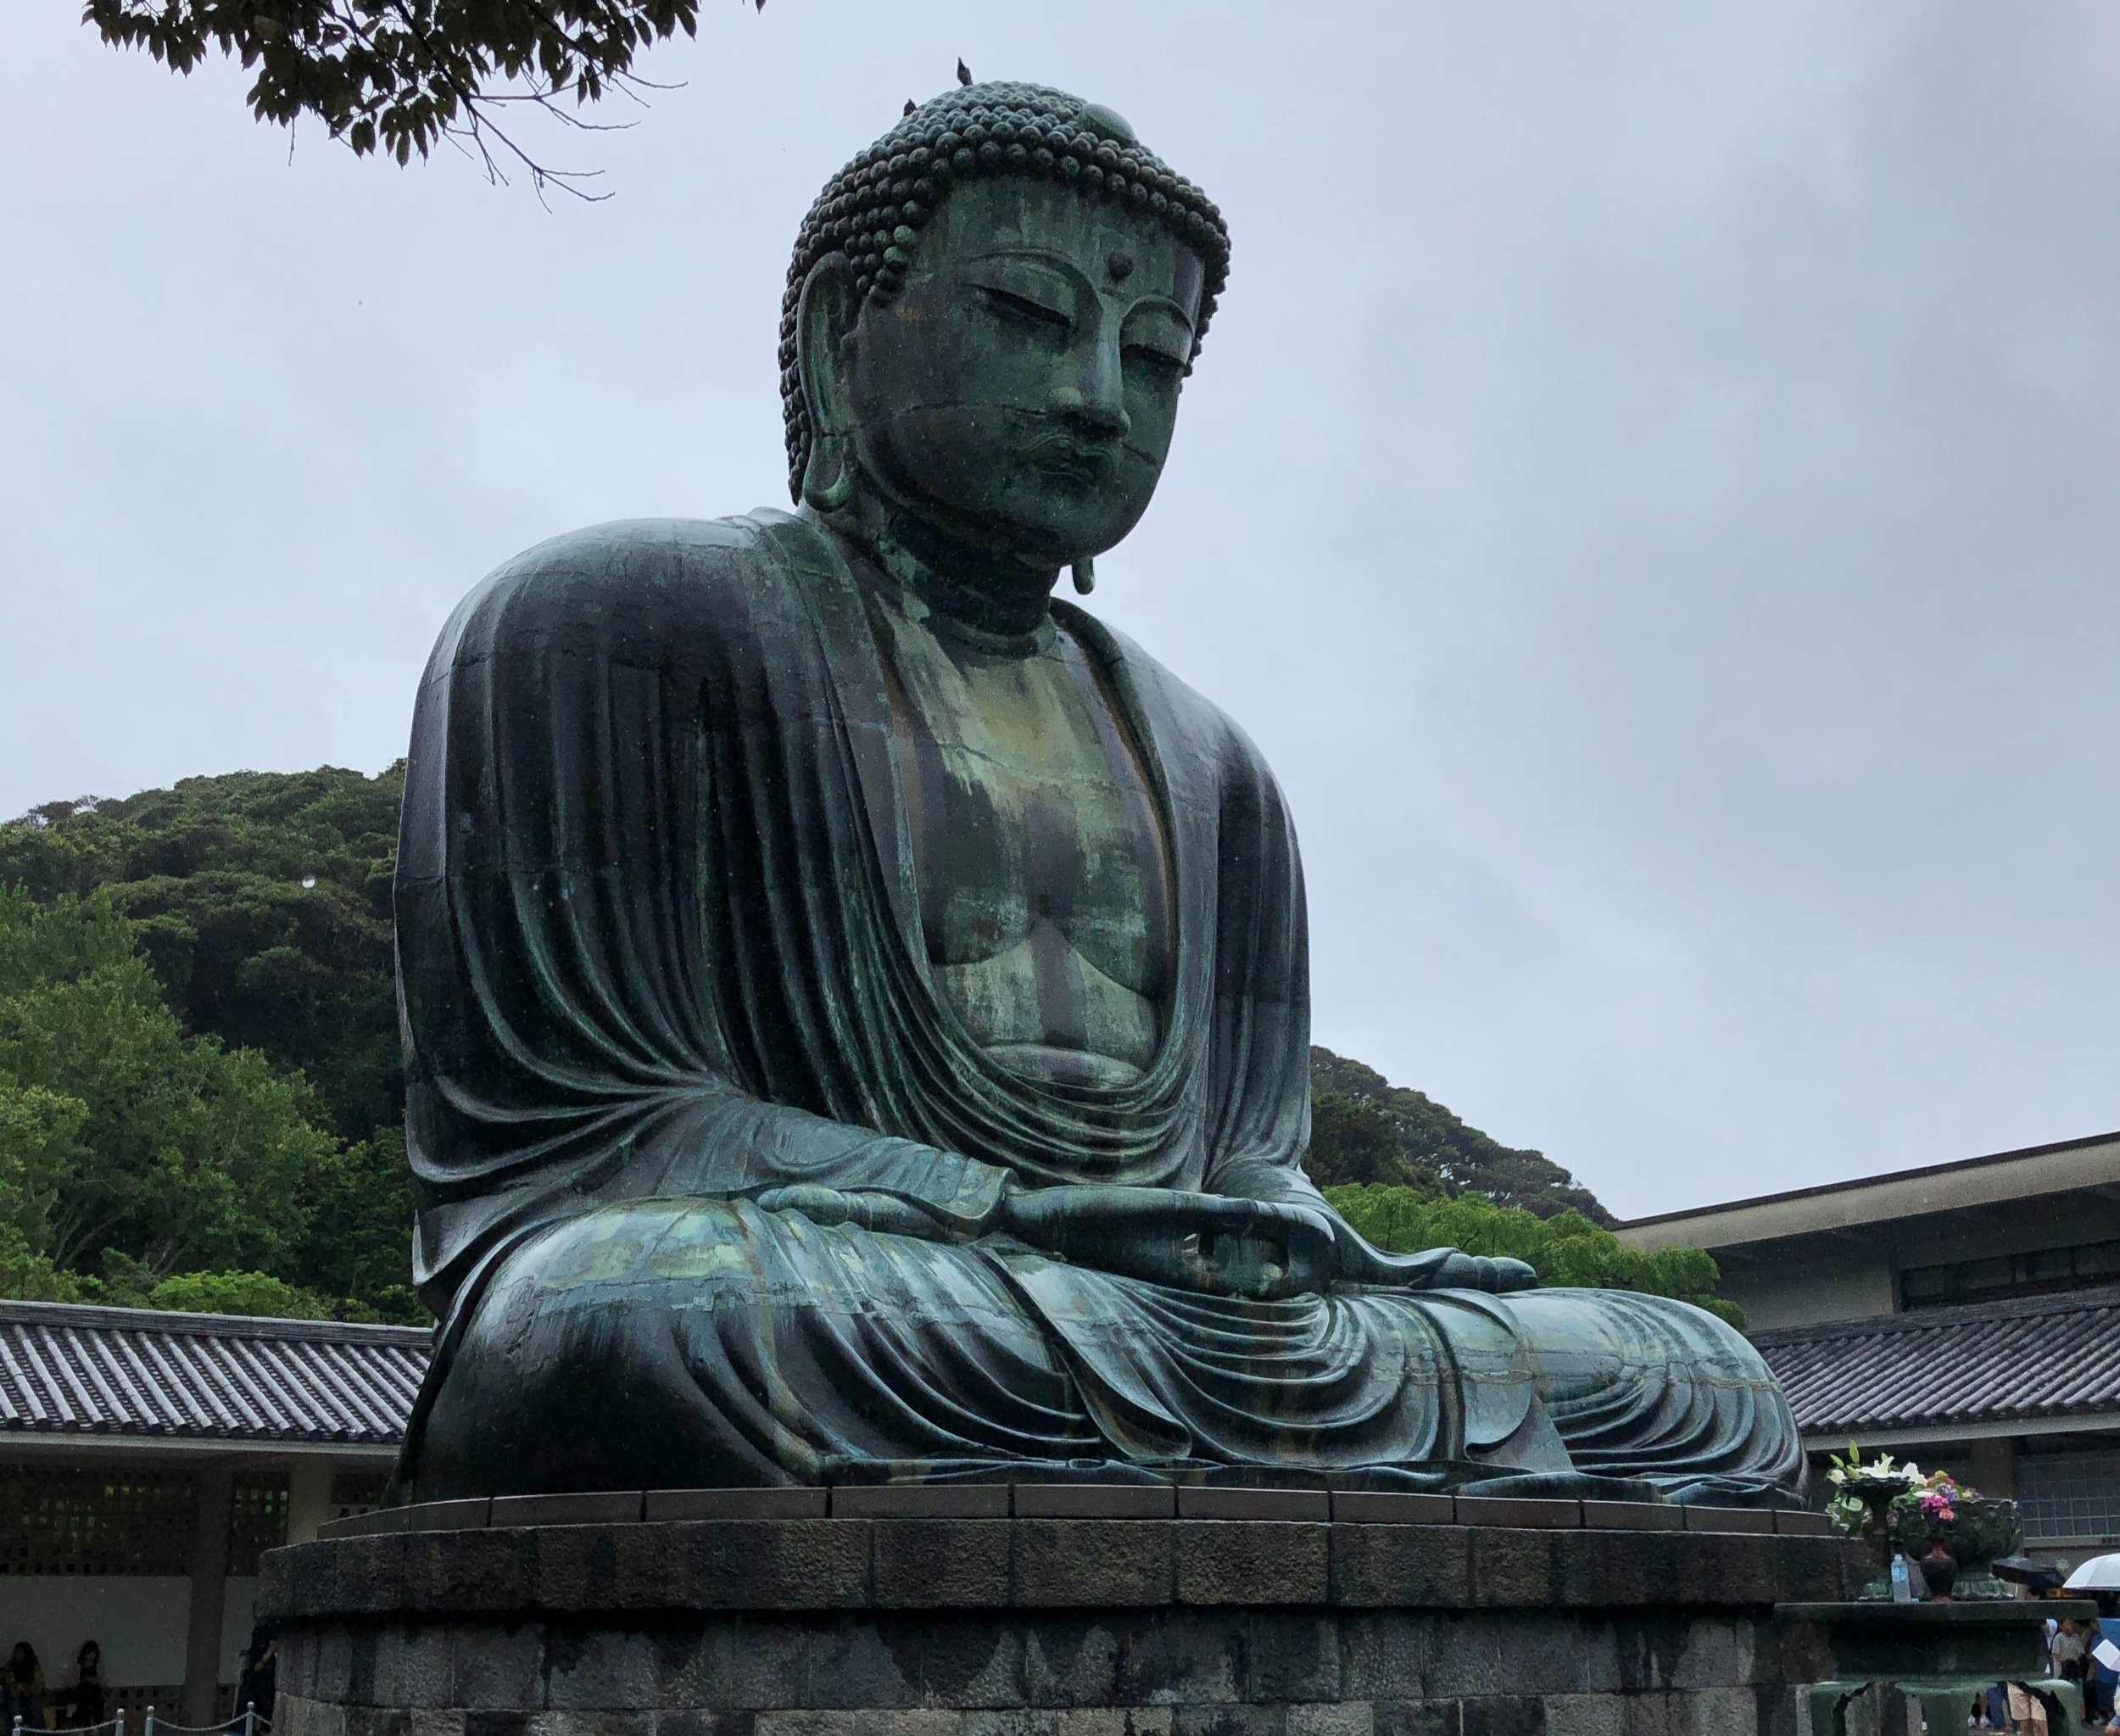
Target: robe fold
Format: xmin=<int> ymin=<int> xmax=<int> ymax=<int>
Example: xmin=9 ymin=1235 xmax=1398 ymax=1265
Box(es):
xmin=393 ymin=509 xmax=1805 ymax=1503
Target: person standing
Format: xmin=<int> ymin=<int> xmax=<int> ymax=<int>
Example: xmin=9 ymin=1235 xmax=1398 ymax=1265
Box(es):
xmin=4 ymin=1643 xmax=46 ymax=1731
xmin=234 ymin=1624 xmax=276 ymax=1731
xmin=2091 ymin=1614 xmax=2120 ymax=1727
xmin=2053 ymin=1620 xmax=2087 ymax=1698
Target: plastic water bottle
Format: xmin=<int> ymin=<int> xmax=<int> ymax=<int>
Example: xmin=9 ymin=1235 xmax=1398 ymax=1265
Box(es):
xmin=1889 ymin=1553 xmax=1912 ymax=1602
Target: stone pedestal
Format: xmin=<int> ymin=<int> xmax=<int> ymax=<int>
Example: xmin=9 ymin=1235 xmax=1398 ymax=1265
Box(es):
xmin=1778 ymin=1600 xmax=2099 ymax=1736
xmin=260 ymin=1490 xmax=1862 ymax=1735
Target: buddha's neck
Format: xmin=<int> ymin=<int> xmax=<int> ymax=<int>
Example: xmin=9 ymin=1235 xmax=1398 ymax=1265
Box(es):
xmin=837 ymin=493 xmax=1059 ymax=643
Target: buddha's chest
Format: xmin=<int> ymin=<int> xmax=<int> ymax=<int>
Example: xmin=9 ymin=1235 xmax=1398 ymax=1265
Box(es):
xmin=871 ymin=606 xmax=1174 ymax=1082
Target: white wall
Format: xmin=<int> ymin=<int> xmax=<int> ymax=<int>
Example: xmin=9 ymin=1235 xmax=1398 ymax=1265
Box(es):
xmin=0 ymin=1577 xmax=260 ymax=1694
xmin=1721 ymin=1236 xmax=1896 ymax=1329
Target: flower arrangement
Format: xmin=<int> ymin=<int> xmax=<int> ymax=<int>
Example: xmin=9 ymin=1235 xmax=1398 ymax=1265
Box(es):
xmin=1822 ymin=1445 xmax=1926 ymax=1544
xmin=1823 ymin=1445 xmax=2022 ymax=1594
xmin=1906 ymin=1474 xmax=1961 ymax=1530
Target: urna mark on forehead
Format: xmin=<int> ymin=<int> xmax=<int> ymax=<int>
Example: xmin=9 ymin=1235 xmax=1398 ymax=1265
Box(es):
xmin=910 ymin=176 xmax=1208 ymax=328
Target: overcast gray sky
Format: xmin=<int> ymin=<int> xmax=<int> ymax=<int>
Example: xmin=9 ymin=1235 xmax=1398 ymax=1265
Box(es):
xmin=4 ymin=1 xmax=2116 ymax=1219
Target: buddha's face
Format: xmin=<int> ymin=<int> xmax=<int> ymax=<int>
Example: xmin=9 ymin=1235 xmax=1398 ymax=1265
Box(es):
xmin=833 ymin=176 xmax=1206 ymax=570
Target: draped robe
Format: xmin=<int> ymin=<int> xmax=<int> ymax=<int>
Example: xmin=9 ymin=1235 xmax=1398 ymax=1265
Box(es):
xmin=392 ymin=509 xmax=1805 ymax=1503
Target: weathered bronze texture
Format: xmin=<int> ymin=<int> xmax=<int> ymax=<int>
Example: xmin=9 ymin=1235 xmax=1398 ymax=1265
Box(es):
xmin=391 ymin=80 xmax=1806 ymax=1505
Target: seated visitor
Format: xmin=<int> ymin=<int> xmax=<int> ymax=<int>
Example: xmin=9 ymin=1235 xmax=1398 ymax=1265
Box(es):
xmin=58 ymin=1643 xmax=100 ymax=1731
xmin=392 ymin=79 xmax=1805 ymax=1505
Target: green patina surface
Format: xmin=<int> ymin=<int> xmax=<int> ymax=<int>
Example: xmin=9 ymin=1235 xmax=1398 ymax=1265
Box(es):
xmin=870 ymin=577 xmax=1170 ymax=1088
xmin=388 ymin=81 xmax=1808 ymax=1505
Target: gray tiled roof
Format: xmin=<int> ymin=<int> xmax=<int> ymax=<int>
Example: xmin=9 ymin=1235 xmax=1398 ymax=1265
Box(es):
xmin=1754 ymin=1281 xmax=2120 ymax=1437
xmin=0 ymin=1299 xmax=428 ymax=1444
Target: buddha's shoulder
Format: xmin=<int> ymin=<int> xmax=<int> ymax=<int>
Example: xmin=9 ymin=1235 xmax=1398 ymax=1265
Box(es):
xmin=433 ymin=512 xmax=809 ymax=660
xmin=1062 ymin=606 xmax=1286 ymax=798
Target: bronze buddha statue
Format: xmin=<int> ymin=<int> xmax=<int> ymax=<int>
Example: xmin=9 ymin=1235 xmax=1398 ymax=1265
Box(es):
xmin=391 ymin=81 xmax=1804 ymax=1504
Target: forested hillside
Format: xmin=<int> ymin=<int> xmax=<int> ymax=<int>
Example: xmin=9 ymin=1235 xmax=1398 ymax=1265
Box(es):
xmin=2 ymin=768 xmax=400 ymax=1143
xmin=0 ymin=766 xmax=1734 ymax=1324
xmin=0 ymin=768 xmax=413 ymax=1320
xmin=1304 ymin=1047 xmax=1613 ymax=1223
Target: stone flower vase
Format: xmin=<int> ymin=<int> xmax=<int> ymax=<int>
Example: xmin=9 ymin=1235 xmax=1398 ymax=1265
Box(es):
xmin=1892 ymin=1496 xmax=2022 ymax=1600
xmin=1838 ymin=1472 xmax=1920 ymax=1582
xmin=1948 ymin=1498 xmax=2023 ymax=1599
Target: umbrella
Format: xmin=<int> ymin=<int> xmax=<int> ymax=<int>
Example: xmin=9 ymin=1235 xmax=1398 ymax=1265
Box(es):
xmin=1994 ymin=1555 xmax=2067 ymax=1591
xmin=2065 ymin=1554 xmax=2120 ymax=1591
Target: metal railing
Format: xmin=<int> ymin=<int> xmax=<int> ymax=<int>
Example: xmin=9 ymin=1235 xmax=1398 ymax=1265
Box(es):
xmin=14 ymin=1704 xmax=269 ymax=1736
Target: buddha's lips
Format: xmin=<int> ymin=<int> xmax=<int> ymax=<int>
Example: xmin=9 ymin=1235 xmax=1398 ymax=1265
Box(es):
xmin=1023 ymin=436 xmax=1118 ymax=487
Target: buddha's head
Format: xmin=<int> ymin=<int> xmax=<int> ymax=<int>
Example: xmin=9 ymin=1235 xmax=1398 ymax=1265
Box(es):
xmin=781 ymin=82 xmax=1230 ymax=583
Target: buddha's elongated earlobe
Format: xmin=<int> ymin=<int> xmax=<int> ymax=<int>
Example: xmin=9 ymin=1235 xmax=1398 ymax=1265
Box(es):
xmin=801 ymin=432 xmax=856 ymax=513
xmin=1072 ymin=557 xmax=1096 ymax=595
xmin=796 ymin=254 xmax=862 ymax=515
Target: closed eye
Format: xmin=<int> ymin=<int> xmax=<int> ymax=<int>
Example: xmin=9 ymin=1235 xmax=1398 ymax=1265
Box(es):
xmin=1124 ymin=343 xmax=1186 ymax=381
xmin=974 ymin=284 xmax=1074 ymax=333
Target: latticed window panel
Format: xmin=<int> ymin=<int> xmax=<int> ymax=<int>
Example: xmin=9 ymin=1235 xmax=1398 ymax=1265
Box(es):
xmin=2021 ymin=1451 xmax=2120 ymax=1543
xmin=1900 ymin=1237 xmax=2120 ymax=1309
xmin=227 ymin=1470 xmax=289 ymax=1574
xmin=0 ymin=1463 xmax=196 ymax=1575
xmin=329 ymin=1469 xmax=389 ymax=1520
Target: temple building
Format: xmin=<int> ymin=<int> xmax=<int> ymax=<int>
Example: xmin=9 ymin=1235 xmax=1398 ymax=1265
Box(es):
xmin=0 ymin=1303 xmax=423 ymax=1724
xmin=1617 ymin=1129 xmax=2120 ymax=1562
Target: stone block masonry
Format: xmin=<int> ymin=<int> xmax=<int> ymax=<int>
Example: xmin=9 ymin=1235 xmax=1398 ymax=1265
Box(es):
xmin=265 ymin=1496 xmax=1863 ymax=1735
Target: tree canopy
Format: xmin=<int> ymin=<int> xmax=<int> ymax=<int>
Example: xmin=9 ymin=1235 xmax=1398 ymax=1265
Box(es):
xmin=0 ymin=762 xmax=1730 ymax=1326
xmin=0 ymin=773 xmax=416 ymax=1321
xmin=1304 ymin=1047 xmax=1613 ymax=1223
xmin=82 ymin=0 xmax=739 ymax=194
xmin=2 ymin=768 xmax=401 ymax=1143
xmin=1325 ymin=1184 xmax=1739 ymax=1327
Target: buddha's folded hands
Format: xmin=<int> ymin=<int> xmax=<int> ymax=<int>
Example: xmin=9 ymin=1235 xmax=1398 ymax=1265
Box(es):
xmin=747 ymin=1179 xmax=1337 ymax=1302
xmin=996 ymin=1184 xmax=1337 ymax=1301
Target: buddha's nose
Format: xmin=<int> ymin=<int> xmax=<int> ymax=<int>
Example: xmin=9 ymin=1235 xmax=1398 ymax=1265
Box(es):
xmin=1051 ymin=341 xmax=1130 ymax=440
